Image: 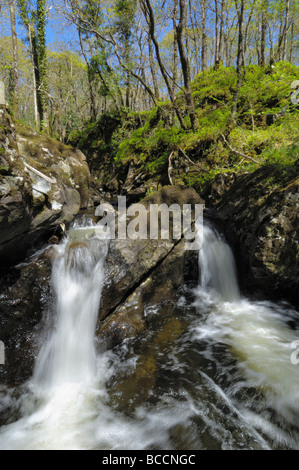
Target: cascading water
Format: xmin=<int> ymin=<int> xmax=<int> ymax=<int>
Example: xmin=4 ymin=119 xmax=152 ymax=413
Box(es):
xmin=198 ymin=224 xmax=240 ymax=302
xmin=194 ymin=221 xmax=299 ymax=447
xmin=33 ymin=217 xmax=109 ymax=389
xmin=0 ymin=217 xmax=113 ymax=449
xmin=0 ymin=217 xmax=299 ymax=450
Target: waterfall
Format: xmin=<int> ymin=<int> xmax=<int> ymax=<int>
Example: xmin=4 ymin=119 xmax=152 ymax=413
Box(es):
xmin=0 ymin=217 xmax=112 ymax=450
xmin=194 ymin=220 xmax=299 ymax=439
xmin=198 ymin=223 xmax=240 ymax=302
xmin=33 ymin=217 xmax=110 ymax=390
xmin=1 ymin=216 xmax=299 ymax=450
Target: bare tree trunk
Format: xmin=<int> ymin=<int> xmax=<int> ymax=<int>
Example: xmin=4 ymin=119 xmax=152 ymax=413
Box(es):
xmin=201 ymin=0 xmax=207 ymax=71
xmin=289 ymin=18 xmax=294 ymax=62
xmin=232 ymin=0 xmax=245 ymax=119
xmin=276 ymin=0 xmax=290 ymax=61
xmin=28 ymin=25 xmax=39 ymax=131
xmin=148 ymin=35 xmax=160 ymax=100
xmin=141 ymin=0 xmax=186 ymax=129
xmin=78 ymin=29 xmax=97 ymax=122
xmin=235 ymin=0 xmax=245 ymax=74
xmin=260 ymin=0 xmax=268 ymax=66
xmin=282 ymin=0 xmax=290 ymax=61
xmin=214 ymin=0 xmax=219 ymax=64
xmin=188 ymin=0 xmax=200 ymax=74
xmin=9 ymin=0 xmax=19 ymax=116
xmin=176 ymin=0 xmax=199 ymax=130
xmin=173 ymin=0 xmax=179 ymax=96
xmin=219 ymin=0 xmax=225 ymax=64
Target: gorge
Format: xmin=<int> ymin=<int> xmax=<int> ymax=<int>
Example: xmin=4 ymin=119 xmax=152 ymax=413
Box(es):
xmin=0 ymin=62 xmax=298 ymax=450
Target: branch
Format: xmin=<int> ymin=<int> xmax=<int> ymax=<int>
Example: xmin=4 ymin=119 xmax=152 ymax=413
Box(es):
xmin=23 ymin=161 xmax=56 ymax=184
xmin=168 ymin=151 xmax=174 ymax=185
xmin=221 ymin=134 xmax=259 ymax=164
xmin=179 ymin=147 xmax=209 ymax=172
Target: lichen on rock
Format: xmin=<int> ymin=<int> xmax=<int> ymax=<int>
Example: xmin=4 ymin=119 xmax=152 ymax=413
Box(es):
xmin=0 ymin=105 xmax=90 ymax=267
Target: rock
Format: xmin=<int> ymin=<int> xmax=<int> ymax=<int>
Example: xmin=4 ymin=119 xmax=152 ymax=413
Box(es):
xmin=201 ymin=172 xmax=237 ymax=206
xmin=96 ymin=185 xmax=203 ymax=348
xmin=211 ymin=165 xmax=299 ymax=307
xmin=141 ymin=185 xmax=204 ymax=208
xmin=0 ymin=106 xmax=90 ymax=267
xmin=0 ymin=183 xmax=203 ymax=385
xmin=97 ymin=236 xmax=196 ymax=349
xmin=0 ymin=250 xmax=53 ymax=386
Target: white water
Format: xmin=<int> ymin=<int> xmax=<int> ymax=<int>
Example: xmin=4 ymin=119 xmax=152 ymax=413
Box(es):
xmin=193 ymin=223 xmax=299 ymax=446
xmin=0 ymin=218 xmax=113 ymax=449
xmin=0 ymin=219 xmax=299 ymax=449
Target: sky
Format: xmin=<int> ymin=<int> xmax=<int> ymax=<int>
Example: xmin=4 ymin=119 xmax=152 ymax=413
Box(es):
xmin=0 ymin=2 xmax=79 ymax=53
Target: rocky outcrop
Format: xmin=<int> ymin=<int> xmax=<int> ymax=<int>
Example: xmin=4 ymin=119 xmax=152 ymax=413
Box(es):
xmin=96 ymin=185 xmax=203 ymax=348
xmin=0 ymin=106 xmax=90 ymax=266
xmin=208 ymin=164 xmax=299 ymax=307
xmin=0 ymin=186 xmax=201 ymax=386
xmin=0 ymin=248 xmax=53 ymax=387
xmin=97 ymin=236 xmax=198 ymax=350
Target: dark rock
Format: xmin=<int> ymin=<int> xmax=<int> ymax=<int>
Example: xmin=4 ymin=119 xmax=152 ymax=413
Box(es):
xmin=209 ymin=165 xmax=299 ymax=307
xmin=0 ymin=251 xmax=53 ymax=386
xmin=97 ymin=237 xmax=195 ymax=349
xmin=201 ymin=172 xmax=237 ymax=206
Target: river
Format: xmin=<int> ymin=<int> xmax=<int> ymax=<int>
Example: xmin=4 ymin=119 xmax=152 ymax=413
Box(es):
xmin=0 ymin=218 xmax=298 ymax=450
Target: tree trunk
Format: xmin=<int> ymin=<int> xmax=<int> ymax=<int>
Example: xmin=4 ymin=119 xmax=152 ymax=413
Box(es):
xmin=172 ymin=0 xmax=179 ymax=96
xmin=201 ymin=0 xmax=207 ymax=71
xmin=235 ymin=0 xmax=245 ymax=74
xmin=148 ymin=35 xmax=160 ymax=100
xmin=141 ymin=0 xmax=186 ymax=129
xmin=78 ymin=29 xmax=97 ymax=122
xmin=214 ymin=0 xmax=219 ymax=64
xmin=9 ymin=0 xmax=19 ymax=116
xmin=28 ymin=25 xmax=39 ymax=131
xmin=260 ymin=0 xmax=268 ymax=66
xmin=176 ymin=0 xmax=199 ymax=130
xmin=232 ymin=0 xmax=245 ymax=119
xmin=282 ymin=0 xmax=290 ymax=61
xmin=218 ymin=0 xmax=225 ymax=64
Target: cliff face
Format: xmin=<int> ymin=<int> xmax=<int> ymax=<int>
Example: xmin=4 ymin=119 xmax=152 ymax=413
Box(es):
xmin=0 ymin=106 xmax=90 ymax=267
xmin=207 ymin=163 xmax=299 ymax=308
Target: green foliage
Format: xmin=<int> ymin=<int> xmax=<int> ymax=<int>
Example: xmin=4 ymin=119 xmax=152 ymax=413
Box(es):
xmin=75 ymin=62 xmax=299 ymax=192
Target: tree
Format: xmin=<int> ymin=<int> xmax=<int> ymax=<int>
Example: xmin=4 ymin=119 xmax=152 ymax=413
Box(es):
xmin=17 ymin=0 xmax=48 ymax=131
xmin=175 ymin=0 xmax=199 ymax=129
xmin=8 ymin=0 xmax=18 ymax=115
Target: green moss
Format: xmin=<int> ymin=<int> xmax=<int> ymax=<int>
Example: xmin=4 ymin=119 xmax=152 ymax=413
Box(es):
xmin=71 ymin=62 xmax=299 ymax=193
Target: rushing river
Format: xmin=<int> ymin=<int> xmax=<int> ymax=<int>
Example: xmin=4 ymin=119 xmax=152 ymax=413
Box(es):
xmin=0 ymin=218 xmax=299 ymax=450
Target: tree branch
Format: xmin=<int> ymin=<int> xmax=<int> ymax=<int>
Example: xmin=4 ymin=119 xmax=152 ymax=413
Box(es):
xmin=221 ymin=134 xmax=259 ymax=163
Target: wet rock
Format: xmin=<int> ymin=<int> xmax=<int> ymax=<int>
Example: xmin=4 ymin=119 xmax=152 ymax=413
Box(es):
xmin=210 ymin=165 xmax=299 ymax=307
xmin=0 ymin=250 xmax=54 ymax=386
xmin=201 ymin=172 xmax=237 ymax=206
xmin=97 ymin=236 xmax=197 ymax=349
xmin=97 ymin=185 xmax=203 ymax=346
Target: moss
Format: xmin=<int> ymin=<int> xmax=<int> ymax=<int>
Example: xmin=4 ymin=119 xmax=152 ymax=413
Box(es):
xmin=71 ymin=62 xmax=299 ymax=194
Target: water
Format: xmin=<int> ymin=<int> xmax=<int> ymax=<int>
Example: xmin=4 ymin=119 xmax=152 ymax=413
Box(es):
xmin=0 ymin=219 xmax=299 ymax=449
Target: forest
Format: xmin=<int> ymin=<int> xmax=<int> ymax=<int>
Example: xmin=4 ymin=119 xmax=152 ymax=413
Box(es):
xmin=0 ymin=0 xmax=298 ymax=141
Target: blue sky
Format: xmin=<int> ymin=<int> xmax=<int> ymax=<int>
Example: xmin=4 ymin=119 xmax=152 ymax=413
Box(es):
xmin=0 ymin=4 xmax=78 ymax=53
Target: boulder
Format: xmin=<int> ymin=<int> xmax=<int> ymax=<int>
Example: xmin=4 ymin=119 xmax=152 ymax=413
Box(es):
xmin=97 ymin=237 xmax=197 ymax=349
xmin=96 ymin=185 xmax=202 ymax=347
xmin=0 ymin=106 xmax=90 ymax=267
